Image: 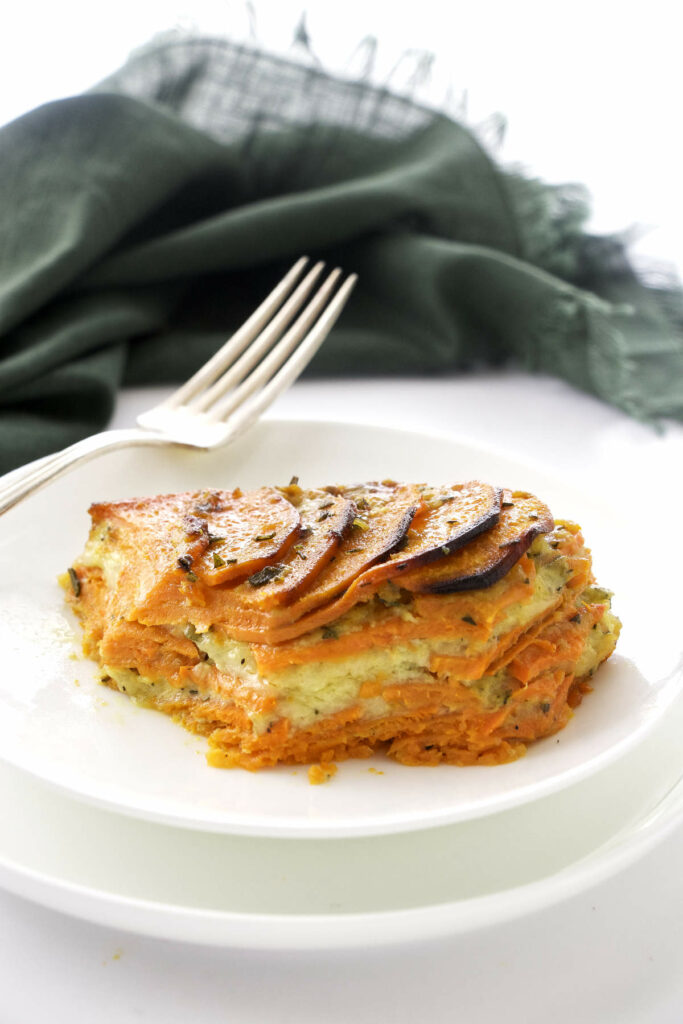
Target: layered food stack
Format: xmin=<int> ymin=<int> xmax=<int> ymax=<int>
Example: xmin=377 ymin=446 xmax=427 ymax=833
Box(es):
xmin=64 ymin=478 xmax=620 ymax=774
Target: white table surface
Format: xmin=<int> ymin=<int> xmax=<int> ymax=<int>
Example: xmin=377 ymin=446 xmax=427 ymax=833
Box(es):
xmin=2 ymin=372 xmax=682 ymax=1024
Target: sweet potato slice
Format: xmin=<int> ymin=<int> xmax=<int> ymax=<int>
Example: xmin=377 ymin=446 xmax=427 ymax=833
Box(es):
xmin=398 ymin=491 xmax=553 ymax=593
xmin=235 ymin=490 xmax=356 ymax=609
xmin=88 ymin=492 xmax=220 ymax=620
xmin=281 ymin=482 xmax=420 ymax=618
xmin=124 ymin=483 xmax=418 ymax=639
xmin=351 ymin=480 xmax=501 ymax=592
xmin=195 ymin=488 xmax=301 ymax=585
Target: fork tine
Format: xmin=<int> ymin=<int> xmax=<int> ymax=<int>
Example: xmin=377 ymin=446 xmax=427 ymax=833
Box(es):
xmin=204 ymin=267 xmax=344 ymax=423
xmin=190 ymin=260 xmax=326 ymax=414
xmin=208 ymin=272 xmax=358 ymax=433
xmin=162 ymin=255 xmax=309 ymax=410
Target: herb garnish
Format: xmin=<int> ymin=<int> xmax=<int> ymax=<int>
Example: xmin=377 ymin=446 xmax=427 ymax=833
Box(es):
xmin=289 ymin=475 xmax=299 ymax=486
xmin=254 ymin=531 xmax=276 ymax=542
xmin=321 ymin=625 xmax=338 ymax=640
xmin=183 ymin=515 xmax=207 ymax=537
xmin=318 ymin=511 xmax=331 ymax=522
xmin=248 ymin=564 xmax=283 ymax=587
xmin=67 ymin=567 xmax=81 ymax=597
xmin=352 ymin=517 xmax=369 ymax=531
xmin=177 ymin=554 xmax=198 ymax=582
xmin=461 ymin=615 xmax=477 ymax=626
xmin=213 ymin=552 xmax=226 ymax=568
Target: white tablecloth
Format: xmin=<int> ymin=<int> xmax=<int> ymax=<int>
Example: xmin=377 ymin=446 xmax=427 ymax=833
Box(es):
xmin=2 ymin=372 xmax=682 ymax=1024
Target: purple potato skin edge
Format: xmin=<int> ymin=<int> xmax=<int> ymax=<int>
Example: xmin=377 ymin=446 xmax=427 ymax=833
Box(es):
xmin=396 ymin=486 xmax=503 ymax=571
xmin=412 ymin=521 xmax=552 ymax=595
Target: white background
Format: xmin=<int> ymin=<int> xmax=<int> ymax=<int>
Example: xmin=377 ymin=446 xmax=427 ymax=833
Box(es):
xmin=1 ymin=4 xmax=682 ymax=1021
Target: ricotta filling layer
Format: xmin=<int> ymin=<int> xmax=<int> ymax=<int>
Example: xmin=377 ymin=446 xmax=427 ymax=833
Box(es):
xmin=90 ymin=533 xmax=617 ymax=735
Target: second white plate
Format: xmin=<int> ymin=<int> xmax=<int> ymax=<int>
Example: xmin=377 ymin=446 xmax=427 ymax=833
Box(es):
xmin=0 ymin=419 xmax=679 ymax=836
xmin=0 ymin=688 xmax=682 ymax=949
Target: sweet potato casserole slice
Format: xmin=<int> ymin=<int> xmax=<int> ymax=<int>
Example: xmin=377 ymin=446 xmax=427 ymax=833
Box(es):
xmin=63 ymin=479 xmax=620 ymax=771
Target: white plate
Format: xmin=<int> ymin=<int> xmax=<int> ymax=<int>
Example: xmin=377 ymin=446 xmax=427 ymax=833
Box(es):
xmin=0 ymin=691 xmax=682 ymax=950
xmin=0 ymin=419 xmax=680 ymax=837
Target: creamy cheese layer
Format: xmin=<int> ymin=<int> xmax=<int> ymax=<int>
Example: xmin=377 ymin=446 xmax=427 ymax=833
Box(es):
xmin=86 ymin=530 xmax=618 ymax=735
xmin=182 ymin=538 xmax=608 ymax=731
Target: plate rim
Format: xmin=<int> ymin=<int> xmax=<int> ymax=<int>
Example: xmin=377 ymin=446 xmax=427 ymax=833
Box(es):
xmin=0 ymin=743 xmax=682 ymax=951
xmin=0 ymin=416 xmax=680 ymax=839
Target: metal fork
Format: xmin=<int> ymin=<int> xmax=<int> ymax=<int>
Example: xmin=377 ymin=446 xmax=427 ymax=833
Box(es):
xmin=0 ymin=258 xmax=357 ymax=515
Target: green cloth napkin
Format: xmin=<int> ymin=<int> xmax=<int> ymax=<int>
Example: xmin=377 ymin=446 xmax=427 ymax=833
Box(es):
xmin=1 ymin=36 xmax=682 ymax=473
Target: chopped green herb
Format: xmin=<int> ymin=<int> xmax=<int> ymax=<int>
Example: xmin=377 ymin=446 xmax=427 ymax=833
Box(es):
xmin=208 ymin=533 xmax=225 ymax=546
xmin=183 ymin=515 xmax=207 ymax=537
xmin=318 ymin=499 xmax=334 ymax=510
xmin=254 ymin=531 xmax=276 ymax=542
xmin=67 ymin=567 xmax=81 ymax=597
xmin=348 ymin=548 xmax=362 ymax=554
xmin=186 ymin=571 xmax=198 ymax=582
xmin=248 ymin=564 xmax=283 ymax=587
xmin=318 ymin=511 xmax=331 ymax=522
xmin=321 ymin=625 xmax=338 ymax=640
xmin=289 ymin=475 xmax=299 ymax=486
xmin=461 ymin=615 xmax=477 ymax=626
xmin=540 ymin=702 xmax=551 ymax=713
xmin=441 ymin=546 xmax=450 ymax=556
xmin=352 ymin=517 xmax=369 ymax=530
xmin=213 ymin=552 xmax=226 ymax=568
xmin=502 ymin=499 xmax=514 ymax=508
xmin=355 ymin=497 xmax=370 ymax=511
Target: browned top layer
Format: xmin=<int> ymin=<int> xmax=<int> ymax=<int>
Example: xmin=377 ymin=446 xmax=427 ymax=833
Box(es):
xmin=77 ymin=481 xmax=553 ymax=643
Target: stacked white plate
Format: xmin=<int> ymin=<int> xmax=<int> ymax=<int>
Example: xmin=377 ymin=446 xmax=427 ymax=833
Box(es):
xmin=0 ymin=420 xmax=681 ymax=950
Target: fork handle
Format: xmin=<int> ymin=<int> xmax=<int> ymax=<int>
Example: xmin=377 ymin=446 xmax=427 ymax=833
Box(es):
xmin=0 ymin=428 xmax=174 ymax=516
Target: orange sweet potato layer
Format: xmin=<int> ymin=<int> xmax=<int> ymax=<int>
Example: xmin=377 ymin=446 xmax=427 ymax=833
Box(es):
xmin=65 ymin=480 xmax=618 ymax=772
